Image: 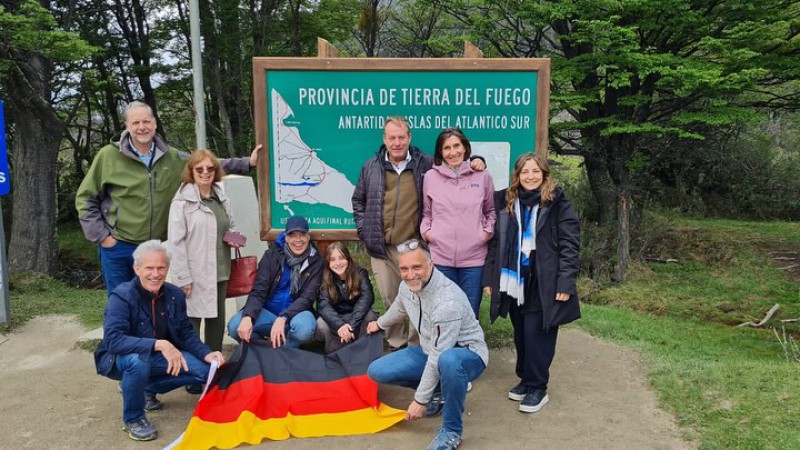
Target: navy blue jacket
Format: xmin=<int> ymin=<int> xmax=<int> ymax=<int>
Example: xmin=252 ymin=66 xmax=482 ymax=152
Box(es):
xmin=240 ymin=233 xmax=323 ymax=321
xmin=94 ymin=277 xmax=211 ymax=376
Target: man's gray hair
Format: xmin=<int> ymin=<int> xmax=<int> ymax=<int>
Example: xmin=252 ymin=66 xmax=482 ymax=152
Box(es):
xmin=396 ymin=238 xmax=431 ymax=260
xmin=124 ymin=101 xmax=154 ymax=121
xmin=133 ymin=240 xmax=170 ymax=267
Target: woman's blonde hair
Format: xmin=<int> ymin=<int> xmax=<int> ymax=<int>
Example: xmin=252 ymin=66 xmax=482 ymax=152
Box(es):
xmin=505 ymin=152 xmax=555 ymax=214
xmin=181 ymin=149 xmax=225 ymax=183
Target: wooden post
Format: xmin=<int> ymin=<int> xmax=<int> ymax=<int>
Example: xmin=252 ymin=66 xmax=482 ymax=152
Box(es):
xmin=464 ymin=41 xmax=483 ymax=58
xmin=318 ymin=38 xmax=341 ymax=58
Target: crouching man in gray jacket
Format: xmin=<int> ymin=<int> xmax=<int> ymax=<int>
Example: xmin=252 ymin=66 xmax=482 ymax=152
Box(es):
xmin=367 ymin=239 xmax=488 ymax=450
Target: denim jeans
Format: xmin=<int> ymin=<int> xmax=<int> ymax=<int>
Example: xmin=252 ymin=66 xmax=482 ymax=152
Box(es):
xmin=109 ymin=351 xmax=209 ymax=423
xmin=227 ymin=309 xmax=316 ymax=348
xmin=98 ymin=240 xmax=137 ymax=295
xmin=368 ymin=345 xmax=486 ymax=435
xmin=435 ymin=266 xmax=484 ymax=319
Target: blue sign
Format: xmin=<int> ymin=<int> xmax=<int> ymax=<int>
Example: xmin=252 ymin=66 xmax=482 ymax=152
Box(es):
xmin=0 ymin=100 xmax=9 ymax=196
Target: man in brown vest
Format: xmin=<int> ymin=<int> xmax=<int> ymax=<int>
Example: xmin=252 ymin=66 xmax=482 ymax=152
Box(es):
xmin=352 ymin=117 xmax=484 ymax=350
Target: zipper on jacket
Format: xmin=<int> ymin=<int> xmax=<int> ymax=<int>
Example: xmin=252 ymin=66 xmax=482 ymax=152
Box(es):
xmin=148 ymin=169 xmax=156 ymax=239
xmin=389 ymin=171 xmax=402 ymax=244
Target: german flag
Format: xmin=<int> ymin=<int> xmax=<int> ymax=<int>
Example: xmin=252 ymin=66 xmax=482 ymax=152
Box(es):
xmin=172 ymin=332 xmax=404 ymax=449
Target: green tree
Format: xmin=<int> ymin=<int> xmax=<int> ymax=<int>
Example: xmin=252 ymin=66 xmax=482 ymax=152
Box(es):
xmin=0 ymin=0 xmax=93 ymax=274
xmin=436 ymin=0 xmax=800 ymax=280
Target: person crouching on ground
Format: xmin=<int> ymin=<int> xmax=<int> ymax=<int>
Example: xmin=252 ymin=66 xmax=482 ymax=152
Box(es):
xmin=366 ymin=239 xmax=488 ymax=450
xmin=315 ymin=241 xmax=378 ymax=353
xmin=93 ymin=240 xmax=225 ymax=442
xmin=227 ymin=215 xmax=322 ymax=348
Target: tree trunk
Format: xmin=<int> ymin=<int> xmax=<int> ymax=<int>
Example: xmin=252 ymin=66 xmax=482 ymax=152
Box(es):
xmin=5 ymin=53 xmax=64 ymax=275
xmin=612 ymin=188 xmax=632 ymax=282
xmin=583 ymin=153 xmax=616 ymax=225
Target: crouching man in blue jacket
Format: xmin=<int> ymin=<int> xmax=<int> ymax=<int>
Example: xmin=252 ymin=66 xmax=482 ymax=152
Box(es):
xmin=94 ymin=240 xmax=225 ymax=441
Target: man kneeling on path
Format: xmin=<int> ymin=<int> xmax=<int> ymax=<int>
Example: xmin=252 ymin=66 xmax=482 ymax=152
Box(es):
xmin=94 ymin=240 xmax=224 ymax=441
xmin=367 ymin=239 xmax=488 ymax=450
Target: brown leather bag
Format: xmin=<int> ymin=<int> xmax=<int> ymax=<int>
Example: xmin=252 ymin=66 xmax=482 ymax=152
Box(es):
xmin=226 ymin=248 xmax=257 ymax=298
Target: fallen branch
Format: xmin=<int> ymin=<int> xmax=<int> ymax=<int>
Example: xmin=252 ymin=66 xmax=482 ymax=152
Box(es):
xmin=777 ymin=264 xmax=798 ymax=271
xmin=737 ymin=303 xmax=780 ymax=328
xmin=779 ymin=318 xmax=799 ymax=323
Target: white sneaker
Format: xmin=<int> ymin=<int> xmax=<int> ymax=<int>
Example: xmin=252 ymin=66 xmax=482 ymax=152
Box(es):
xmin=467 ymin=382 xmax=473 ymax=392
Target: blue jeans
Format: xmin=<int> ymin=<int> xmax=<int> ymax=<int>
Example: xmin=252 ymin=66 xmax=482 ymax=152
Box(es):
xmin=436 ymin=266 xmax=484 ymax=319
xmin=227 ymin=309 xmax=316 ymax=348
xmin=99 ymin=240 xmax=137 ymax=295
xmin=109 ymin=351 xmax=209 ymax=423
xmin=368 ymin=345 xmax=486 ymax=435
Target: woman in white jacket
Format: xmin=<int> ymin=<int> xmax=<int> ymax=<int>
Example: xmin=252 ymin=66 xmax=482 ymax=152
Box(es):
xmin=168 ymin=149 xmax=241 ymax=351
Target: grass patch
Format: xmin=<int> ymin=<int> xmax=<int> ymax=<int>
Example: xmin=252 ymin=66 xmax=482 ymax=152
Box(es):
xmin=578 ymin=304 xmax=800 ymax=449
xmin=588 ymin=218 xmax=800 ymax=334
xmin=4 ymin=273 xmax=106 ymax=332
xmin=59 ymin=222 xmax=99 ymax=266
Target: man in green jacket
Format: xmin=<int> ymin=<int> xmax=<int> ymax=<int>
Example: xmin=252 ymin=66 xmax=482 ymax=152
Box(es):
xmin=76 ymin=101 xmax=259 ymax=295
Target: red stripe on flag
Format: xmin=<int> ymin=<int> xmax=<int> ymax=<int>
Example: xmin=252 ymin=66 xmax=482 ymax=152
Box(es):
xmin=193 ymin=373 xmax=379 ymax=422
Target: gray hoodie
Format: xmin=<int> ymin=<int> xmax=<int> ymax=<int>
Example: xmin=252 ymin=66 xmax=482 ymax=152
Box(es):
xmin=377 ymin=268 xmax=489 ymax=404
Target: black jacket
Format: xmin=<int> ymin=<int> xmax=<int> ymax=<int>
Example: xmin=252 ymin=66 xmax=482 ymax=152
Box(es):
xmin=317 ymin=267 xmax=375 ymax=331
xmin=351 ymin=145 xmax=433 ymax=259
xmin=483 ymin=187 xmax=581 ymax=329
xmin=240 ymin=234 xmax=323 ymax=321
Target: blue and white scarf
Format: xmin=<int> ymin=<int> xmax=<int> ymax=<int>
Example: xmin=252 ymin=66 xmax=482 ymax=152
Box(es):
xmin=499 ymin=196 xmax=538 ymax=306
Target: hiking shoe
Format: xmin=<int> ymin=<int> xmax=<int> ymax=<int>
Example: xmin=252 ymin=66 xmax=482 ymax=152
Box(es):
xmin=122 ymin=417 xmax=158 ymax=441
xmin=144 ymin=392 xmax=163 ymax=411
xmin=519 ymin=388 xmax=549 ymax=413
xmin=508 ymin=382 xmax=530 ymax=401
xmin=426 ymin=428 xmax=462 ymax=450
xmin=185 ymin=384 xmax=203 ymax=395
xmin=424 ymin=390 xmax=445 ymax=417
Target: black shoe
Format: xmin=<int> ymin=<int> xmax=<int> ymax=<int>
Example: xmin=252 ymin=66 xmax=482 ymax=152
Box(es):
xmin=123 ymin=417 xmax=158 ymax=441
xmin=519 ymin=389 xmax=549 ymax=413
xmin=185 ymin=384 xmax=203 ymax=395
xmin=144 ymin=392 xmax=163 ymax=411
xmin=508 ymin=383 xmax=529 ymax=401
xmin=424 ymin=390 xmax=445 ymax=417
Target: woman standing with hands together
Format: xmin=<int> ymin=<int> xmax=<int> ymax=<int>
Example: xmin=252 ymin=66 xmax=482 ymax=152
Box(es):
xmin=421 ymin=128 xmax=495 ymax=318
xmin=168 ymin=149 xmax=244 ymax=352
xmin=483 ymin=152 xmax=581 ymax=414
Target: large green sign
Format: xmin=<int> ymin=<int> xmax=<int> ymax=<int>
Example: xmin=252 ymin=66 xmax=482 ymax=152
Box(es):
xmin=253 ymin=58 xmax=550 ymax=239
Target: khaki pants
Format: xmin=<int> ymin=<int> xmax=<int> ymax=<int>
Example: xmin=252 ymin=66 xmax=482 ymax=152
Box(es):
xmin=371 ymin=246 xmax=419 ymax=349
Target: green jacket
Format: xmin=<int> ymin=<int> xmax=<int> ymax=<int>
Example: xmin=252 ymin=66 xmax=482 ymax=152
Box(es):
xmin=75 ymin=131 xmax=250 ymax=244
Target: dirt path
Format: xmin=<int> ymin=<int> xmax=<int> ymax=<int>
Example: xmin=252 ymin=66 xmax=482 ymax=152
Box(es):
xmin=0 ymin=315 xmax=692 ymax=450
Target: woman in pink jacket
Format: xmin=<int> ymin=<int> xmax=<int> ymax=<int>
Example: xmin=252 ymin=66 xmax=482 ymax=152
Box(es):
xmin=421 ymin=128 xmax=496 ymax=318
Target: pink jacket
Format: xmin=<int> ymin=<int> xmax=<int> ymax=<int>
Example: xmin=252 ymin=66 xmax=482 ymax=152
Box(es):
xmin=421 ymin=162 xmax=496 ymax=268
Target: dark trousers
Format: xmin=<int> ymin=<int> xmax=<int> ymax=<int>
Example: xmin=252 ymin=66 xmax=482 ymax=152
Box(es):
xmin=509 ymin=303 xmax=559 ymax=390
xmin=190 ymin=281 xmax=228 ymax=352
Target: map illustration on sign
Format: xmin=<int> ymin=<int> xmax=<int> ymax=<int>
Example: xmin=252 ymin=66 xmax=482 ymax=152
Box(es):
xmin=271 ymin=88 xmax=355 ymax=214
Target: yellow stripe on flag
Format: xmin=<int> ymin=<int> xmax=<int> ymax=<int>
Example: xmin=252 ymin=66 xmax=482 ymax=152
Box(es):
xmin=175 ymin=403 xmax=405 ymax=450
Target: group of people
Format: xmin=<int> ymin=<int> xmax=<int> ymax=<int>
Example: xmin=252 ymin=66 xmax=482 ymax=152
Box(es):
xmin=80 ymin=103 xmax=581 ymax=450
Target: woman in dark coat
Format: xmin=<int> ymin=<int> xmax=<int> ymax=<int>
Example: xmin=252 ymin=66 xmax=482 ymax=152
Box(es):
xmin=482 ymin=152 xmax=581 ymax=413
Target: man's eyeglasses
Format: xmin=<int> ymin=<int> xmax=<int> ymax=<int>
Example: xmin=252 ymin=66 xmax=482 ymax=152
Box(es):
xmin=396 ymin=239 xmax=428 ymax=253
xmin=194 ymin=166 xmax=216 ymax=174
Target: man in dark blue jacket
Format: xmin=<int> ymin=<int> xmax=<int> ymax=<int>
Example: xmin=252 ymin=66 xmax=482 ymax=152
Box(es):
xmin=94 ymin=240 xmax=224 ymax=442
xmin=227 ymin=215 xmax=323 ymax=348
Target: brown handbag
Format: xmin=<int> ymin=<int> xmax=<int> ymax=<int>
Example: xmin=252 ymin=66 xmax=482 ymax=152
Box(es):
xmin=226 ymin=248 xmax=257 ymax=298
